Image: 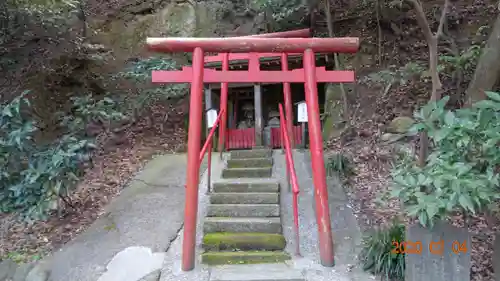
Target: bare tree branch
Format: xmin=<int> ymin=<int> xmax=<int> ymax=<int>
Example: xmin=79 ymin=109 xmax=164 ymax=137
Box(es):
xmin=324 ymin=0 xmax=349 ymax=122
xmin=436 ymin=0 xmax=450 ymax=38
xmin=407 ymin=0 xmax=450 ymax=40
xmin=407 ymin=0 xmax=433 ymax=41
xmin=406 ymin=0 xmax=452 ymax=167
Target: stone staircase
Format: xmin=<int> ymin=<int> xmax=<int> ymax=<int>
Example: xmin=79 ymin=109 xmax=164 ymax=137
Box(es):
xmin=201 ymin=148 xmax=290 ymax=266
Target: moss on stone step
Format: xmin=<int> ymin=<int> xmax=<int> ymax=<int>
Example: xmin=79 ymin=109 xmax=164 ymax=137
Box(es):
xmin=201 ymin=250 xmax=291 ymax=265
xmin=222 ymin=167 xmax=272 ymax=178
xmin=227 ymin=158 xmax=273 ymax=169
xmin=203 ymin=232 xmax=286 ymax=251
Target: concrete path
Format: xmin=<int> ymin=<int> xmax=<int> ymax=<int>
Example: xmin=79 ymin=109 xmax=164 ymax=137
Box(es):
xmin=276 ymin=150 xmax=374 ymax=281
xmin=33 ymin=150 xmax=373 ymax=281
xmin=159 ymin=149 xmax=374 ymax=281
xmin=43 ymin=153 xmax=206 ymax=281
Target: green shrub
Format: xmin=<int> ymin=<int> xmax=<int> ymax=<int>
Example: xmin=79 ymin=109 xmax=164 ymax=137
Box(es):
xmin=325 ymin=153 xmax=354 ymax=177
xmin=389 ymin=92 xmax=500 ymax=227
xmin=0 ymin=91 xmax=125 ymax=220
xmin=360 ymin=221 xmax=405 ymax=281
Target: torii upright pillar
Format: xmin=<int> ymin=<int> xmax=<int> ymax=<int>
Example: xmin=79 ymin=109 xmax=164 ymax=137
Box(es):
xmin=147 ymin=36 xmax=360 ymax=271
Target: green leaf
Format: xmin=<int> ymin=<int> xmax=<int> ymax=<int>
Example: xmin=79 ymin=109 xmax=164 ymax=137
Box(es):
xmin=444 ymin=111 xmax=455 ymax=126
xmin=458 ymin=194 xmax=475 ymax=213
xmin=436 ymin=96 xmax=450 ymax=109
xmin=418 ymin=211 xmax=428 ymax=227
xmin=485 ymin=91 xmax=500 ymax=102
xmin=474 ymin=100 xmax=500 ymax=110
xmin=2 ymin=106 xmax=13 ymax=117
xmin=426 ymin=203 xmax=439 ymax=220
xmin=406 ymin=205 xmax=421 ymax=217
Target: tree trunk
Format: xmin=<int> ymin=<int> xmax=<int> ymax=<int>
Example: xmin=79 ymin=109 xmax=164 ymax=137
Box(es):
xmin=324 ymin=0 xmax=349 ymax=121
xmin=465 ymin=14 xmax=500 ymax=105
xmin=428 ymin=37 xmax=442 ymax=101
xmin=321 ymin=0 xmax=349 ymax=140
xmin=407 ymin=0 xmax=449 ymax=167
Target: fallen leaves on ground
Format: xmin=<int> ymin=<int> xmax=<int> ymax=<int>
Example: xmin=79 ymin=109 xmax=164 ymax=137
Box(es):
xmin=326 ymin=84 xmax=497 ymax=281
xmin=0 ymin=101 xmax=188 ymax=262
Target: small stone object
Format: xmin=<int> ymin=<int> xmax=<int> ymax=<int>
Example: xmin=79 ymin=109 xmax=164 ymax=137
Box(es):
xmin=405 ymin=221 xmax=470 ymax=281
xmin=493 ymin=234 xmax=500 ymax=281
xmin=12 ymin=262 xmax=34 ymax=281
xmin=387 ymin=116 xmax=415 ymax=133
xmin=267 ymin=117 xmax=280 ymax=127
xmin=0 ymin=259 xmax=17 ymax=280
xmin=97 ymin=246 xmax=165 ymax=281
xmin=268 ymin=111 xmax=279 ymax=118
xmin=25 ymin=261 xmax=50 ymax=281
xmin=380 ymin=133 xmax=405 ymax=143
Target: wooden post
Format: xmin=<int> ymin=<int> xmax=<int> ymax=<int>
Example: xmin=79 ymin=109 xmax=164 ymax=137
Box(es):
xmin=181 ymin=47 xmax=204 ymax=271
xmin=218 ymin=53 xmax=229 ymax=157
xmin=301 ymin=122 xmax=306 ymax=149
xmin=249 ymin=52 xmax=263 ymax=147
xmin=254 ymin=84 xmax=263 ymax=147
xmin=204 ymin=85 xmax=212 ymax=143
xmin=303 ymin=48 xmax=334 ymax=267
xmin=233 ymin=97 xmax=238 ymax=129
xmin=281 ymin=53 xmax=295 ymax=148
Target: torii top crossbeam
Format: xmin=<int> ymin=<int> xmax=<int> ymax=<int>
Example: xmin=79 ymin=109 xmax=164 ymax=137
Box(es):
xmin=239 ymin=28 xmax=310 ymax=38
xmin=147 ymin=37 xmax=359 ymax=53
xmin=204 ymin=28 xmax=311 ymax=64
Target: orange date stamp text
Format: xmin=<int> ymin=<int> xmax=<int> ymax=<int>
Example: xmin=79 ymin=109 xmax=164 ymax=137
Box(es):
xmin=391 ymin=240 xmax=467 ymax=255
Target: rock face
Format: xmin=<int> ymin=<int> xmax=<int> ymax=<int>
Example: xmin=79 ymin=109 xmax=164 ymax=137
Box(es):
xmin=0 ymin=259 xmax=50 ymax=281
xmin=97 ymin=246 xmax=165 ymax=281
xmin=0 ymin=259 xmax=17 ymax=280
xmin=323 ymin=83 xmax=347 ymax=140
xmin=92 ymin=0 xmax=266 ymax=61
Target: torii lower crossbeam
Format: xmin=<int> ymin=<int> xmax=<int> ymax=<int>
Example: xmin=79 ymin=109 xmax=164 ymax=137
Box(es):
xmin=152 ymin=66 xmax=355 ymax=83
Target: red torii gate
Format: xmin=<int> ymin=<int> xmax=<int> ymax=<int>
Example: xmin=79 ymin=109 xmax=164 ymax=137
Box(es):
xmin=147 ymin=36 xmax=359 ymax=271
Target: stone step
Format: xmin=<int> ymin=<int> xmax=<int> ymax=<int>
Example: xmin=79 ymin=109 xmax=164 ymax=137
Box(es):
xmin=207 ymin=204 xmax=280 ymax=217
xmin=210 ymin=193 xmax=278 ymax=204
xmin=209 ymin=264 xmax=305 ymax=281
xmin=227 ymin=158 xmax=273 ymax=169
xmin=202 ymin=232 xmax=286 ymax=251
xmin=213 ymin=181 xmax=280 ymax=193
xmin=204 ymin=217 xmax=282 ymax=233
xmin=201 ymin=251 xmax=290 ymax=266
xmin=231 ymin=150 xmax=272 ymax=159
xmin=222 ymin=167 xmax=272 ymax=179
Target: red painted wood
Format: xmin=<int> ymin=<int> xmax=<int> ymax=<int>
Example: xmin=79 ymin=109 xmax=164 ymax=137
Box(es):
xmin=218 ymin=53 xmax=229 ymax=153
xmin=152 ymin=67 xmax=355 ymax=83
xmin=303 ymin=49 xmax=334 ymax=266
xmin=244 ymin=28 xmax=310 ymax=38
xmin=278 ymin=104 xmax=301 ymax=256
xmin=147 ymin=37 xmax=359 ymax=53
xmin=205 ymin=29 xmax=309 ymax=64
xmin=205 ymin=52 xmax=303 ymax=63
xmin=281 ymin=53 xmax=295 ymax=148
xmin=227 ymin=128 xmax=255 ymax=149
xmin=182 ymin=47 xmax=204 ymax=271
xmin=270 ymin=125 xmax=302 ymax=148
